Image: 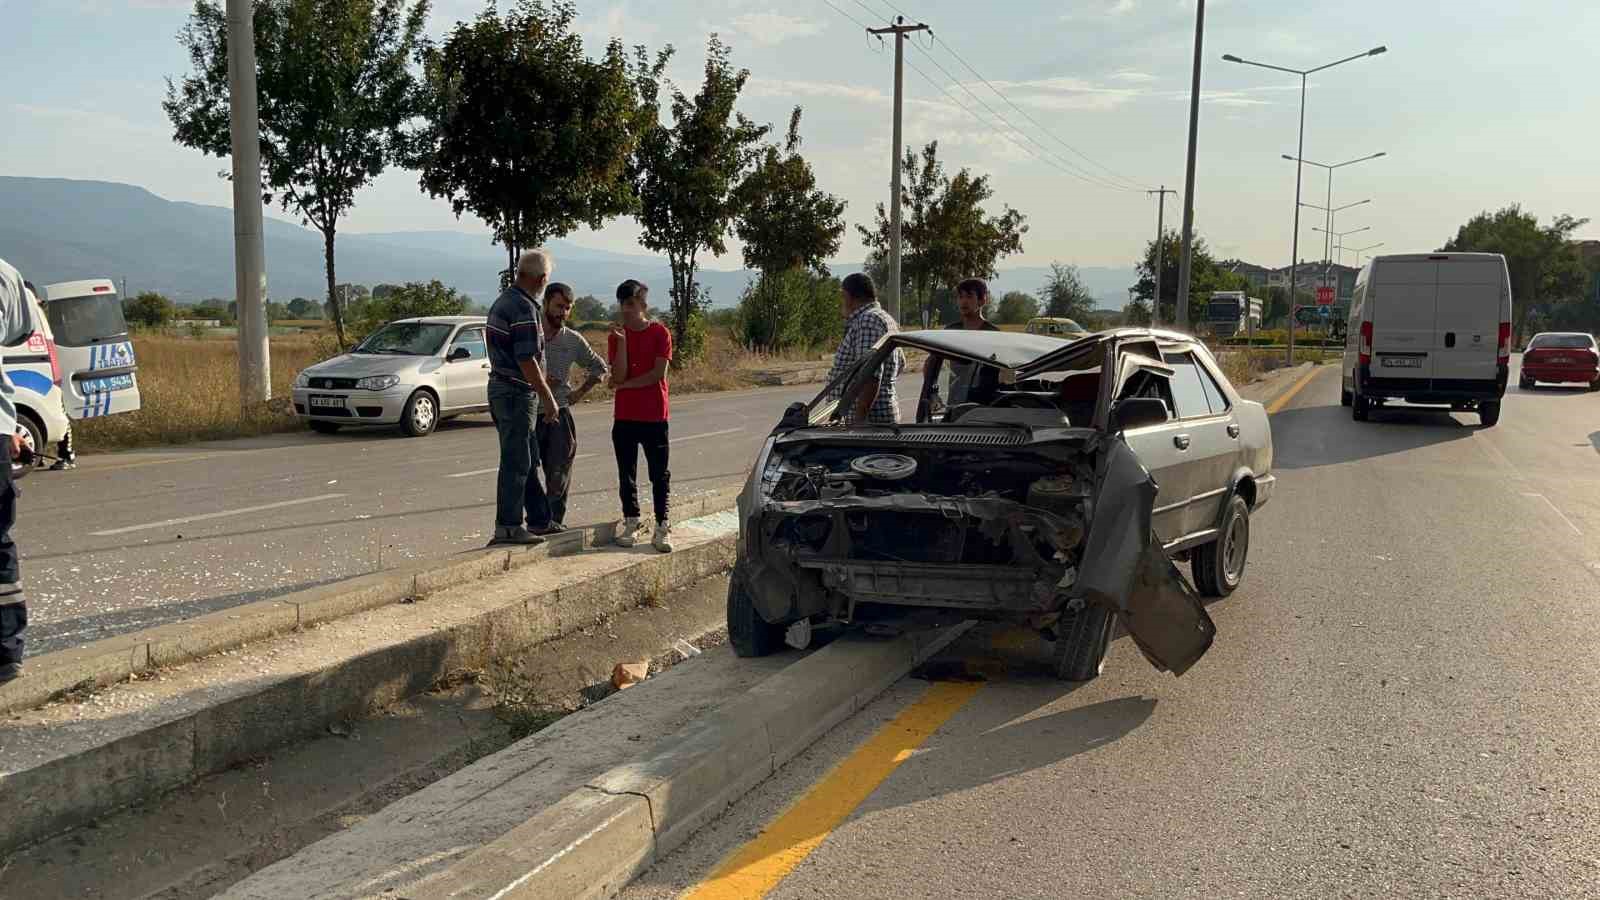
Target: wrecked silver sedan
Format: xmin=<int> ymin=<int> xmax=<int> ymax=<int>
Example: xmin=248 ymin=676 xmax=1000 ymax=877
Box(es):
xmin=728 ymin=328 xmax=1275 ymax=680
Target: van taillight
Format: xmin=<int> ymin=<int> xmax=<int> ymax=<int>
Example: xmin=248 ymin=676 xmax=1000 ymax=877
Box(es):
xmin=1359 ymin=321 xmax=1373 ymax=366
xmin=46 ymin=338 xmax=61 ymax=386
xmin=1497 ymin=322 xmax=1511 ymax=361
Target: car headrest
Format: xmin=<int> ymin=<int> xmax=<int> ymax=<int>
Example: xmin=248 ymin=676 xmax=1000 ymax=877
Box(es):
xmin=1057 ymin=373 xmax=1100 ymax=404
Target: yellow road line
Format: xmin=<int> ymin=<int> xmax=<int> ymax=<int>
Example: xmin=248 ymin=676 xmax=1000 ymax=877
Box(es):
xmin=681 ymin=680 xmax=983 ymax=900
xmin=1266 ymin=364 xmax=1327 ymax=415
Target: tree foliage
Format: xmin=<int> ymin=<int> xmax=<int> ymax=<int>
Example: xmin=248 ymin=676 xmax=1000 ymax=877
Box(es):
xmin=858 ymin=141 xmax=1026 ymax=327
xmin=410 ymin=0 xmax=660 ymax=285
xmin=286 ymin=297 xmax=322 ymax=319
xmin=995 ymin=291 xmax=1039 ymax=325
xmin=571 ymin=294 xmax=609 ymax=322
xmin=1133 ymin=228 xmax=1246 ymax=325
xmin=634 ymin=34 xmax=769 ymax=360
xmin=1440 ymin=205 xmax=1590 ymax=340
xmin=125 ymin=292 xmax=177 ymax=328
xmin=165 ymin=0 xmax=429 ymax=348
xmin=1041 ymin=263 xmax=1096 ymax=321
xmin=350 ymin=279 xmax=468 ymax=341
xmin=737 ymin=269 xmax=842 ymax=353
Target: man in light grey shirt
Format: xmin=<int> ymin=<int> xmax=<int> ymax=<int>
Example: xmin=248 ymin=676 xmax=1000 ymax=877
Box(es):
xmin=0 ymin=258 xmax=36 ymax=682
xmin=538 ymin=283 xmax=608 ymax=528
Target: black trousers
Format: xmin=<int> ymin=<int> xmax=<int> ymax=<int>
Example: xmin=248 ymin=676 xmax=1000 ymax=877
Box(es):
xmin=535 ymin=408 xmax=578 ymax=526
xmin=612 ymin=420 xmax=670 ymax=524
xmin=0 ymin=441 xmax=25 ymax=667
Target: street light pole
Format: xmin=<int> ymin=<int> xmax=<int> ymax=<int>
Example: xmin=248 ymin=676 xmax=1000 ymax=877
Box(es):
xmin=1350 ymin=242 xmax=1385 ymax=267
xmin=226 ymin=0 xmax=270 ymax=406
xmin=1286 ymin=152 xmax=1384 ymax=306
xmin=1175 ymin=0 xmax=1206 ymax=331
xmin=869 ymin=16 xmax=929 ymax=324
xmin=1222 ymin=44 xmax=1387 ymax=364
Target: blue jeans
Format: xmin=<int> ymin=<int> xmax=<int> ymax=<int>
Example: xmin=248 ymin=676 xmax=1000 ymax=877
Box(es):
xmin=488 ymin=380 xmax=552 ymax=530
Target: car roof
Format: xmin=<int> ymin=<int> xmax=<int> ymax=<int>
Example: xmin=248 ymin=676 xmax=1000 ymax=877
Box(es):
xmin=41 ymin=278 xmax=117 ymax=300
xmin=392 ymin=315 xmax=485 ymax=326
xmin=890 ymin=326 xmax=1196 ymax=370
xmin=1369 ymin=252 xmax=1506 ymax=264
xmin=1531 ymin=331 xmax=1593 ymax=339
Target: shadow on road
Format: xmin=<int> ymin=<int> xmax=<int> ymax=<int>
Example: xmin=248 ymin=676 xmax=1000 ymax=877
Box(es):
xmin=1271 ymin=403 xmax=1474 ymax=470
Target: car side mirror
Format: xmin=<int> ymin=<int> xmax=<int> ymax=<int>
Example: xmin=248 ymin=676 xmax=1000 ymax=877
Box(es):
xmin=1111 ymin=397 xmax=1169 ymax=431
xmin=448 ymin=346 xmax=471 ymax=362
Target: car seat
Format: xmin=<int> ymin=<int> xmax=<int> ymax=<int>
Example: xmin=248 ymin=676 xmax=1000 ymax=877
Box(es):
xmin=1055 ymin=372 xmax=1100 ymax=426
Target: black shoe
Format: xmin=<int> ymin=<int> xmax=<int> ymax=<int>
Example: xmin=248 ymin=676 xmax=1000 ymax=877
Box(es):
xmin=49 ymin=459 xmax=76 ymax=471
xmin=529 ymin=522 xmax=566 ymax=537
xmin=0 ymin=663 xmax=21 ymax=685
xmin=489 ymin=526 xmax=545 ymax=546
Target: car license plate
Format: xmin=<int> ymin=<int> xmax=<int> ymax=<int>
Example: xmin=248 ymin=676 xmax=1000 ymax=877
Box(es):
xmin=309 ymin=395 xmax=346 ymax=410
xmin=80 ymin=373 xmax=135 ymax=393
xmin=1548 ymin=357 xmax=1573 ymax=364
xmin=1382 ymin=357 xmax=1422 ymax=368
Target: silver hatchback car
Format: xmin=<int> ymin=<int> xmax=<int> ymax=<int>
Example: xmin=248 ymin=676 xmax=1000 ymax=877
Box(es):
xmin=293 ymin=316 xmax=489 ymax=437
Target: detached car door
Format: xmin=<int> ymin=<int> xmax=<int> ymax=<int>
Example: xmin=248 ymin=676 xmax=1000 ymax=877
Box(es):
xmin=442 ymin=326 xmax=489 ymax=410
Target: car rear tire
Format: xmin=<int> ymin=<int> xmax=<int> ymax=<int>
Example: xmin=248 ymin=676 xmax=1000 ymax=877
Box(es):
xmin=401 ymin=390 xmax=438 ymax=437
xmin=1479 ymin=400 xmax=1501 ymax=428
xmin=1193 ymin=495 xmax=1250 ymax=598
xmin=728 ymin=574 xmax=784 ymax=658
xmin=1340 ymin=387 xmax=1352 ymax=407
xmin=12 ymin=412 xmax=43 ymax=480
xmin=1519 ymin=375 xmax=1534 ymax=390
xmin=309 ymin=421 xmax=342 ymax=435
xmin=1352 ymin=389 xmax=1371 ymax=422
xmin=1589 ymin=378 xmax=1600 ymax=393
xmin=1054 ymin=602 xmax=1115 ymax=681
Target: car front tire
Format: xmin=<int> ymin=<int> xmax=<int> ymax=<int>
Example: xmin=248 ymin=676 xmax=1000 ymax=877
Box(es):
xmin=401 ymin=390 xmax=438 ymax=437
xmin=1194 ymin=495 xmax=1250 ymax=598
xmin=13 ymin=412 xmax=43 ymax=480
xmin=728 ymin=573 xmax=784 ymax=658
xmin=1054 ymin=602 xmax=1115 ymax=681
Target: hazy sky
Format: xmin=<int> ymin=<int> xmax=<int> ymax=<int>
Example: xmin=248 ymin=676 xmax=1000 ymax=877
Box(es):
xmin=2 ymin=0 xmax=1596 ymax=270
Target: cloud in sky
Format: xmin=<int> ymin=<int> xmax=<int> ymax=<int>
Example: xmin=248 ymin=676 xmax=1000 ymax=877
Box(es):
xmin=725 ymin=11 xmax=825 ymax=46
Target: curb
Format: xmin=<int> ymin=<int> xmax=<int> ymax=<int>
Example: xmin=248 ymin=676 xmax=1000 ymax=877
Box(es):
xmin=411 ymin=622 xmax=972 ymax=900
xmin=1 ymin=494 xmax=743 ymax=855
xmin=0 ymin=485 xmax=744 ymax=716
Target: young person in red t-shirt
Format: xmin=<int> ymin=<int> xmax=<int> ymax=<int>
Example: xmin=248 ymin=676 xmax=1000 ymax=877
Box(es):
xmin=607 ymin=280 xmax=674 ymax=552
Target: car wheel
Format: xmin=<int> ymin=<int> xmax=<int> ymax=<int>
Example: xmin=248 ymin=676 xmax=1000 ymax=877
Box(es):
xmin=1340 ymin=387 xmax=1353 ymax=407
xmin=1352 ymin=389 xmax=1371 ymax=422
xmin=1589 ymin=377 xmax=1600 ymax=393
xmin=12 ymin=413 xmax=43 ymax=480
xmin=309 ymin=421 xmax=342 ymax=435
xmin=1193 ymin=495 xmax=1250 ymax=598
xmin=1519 ymin=375 xmax=1534 ymax=390
xmin=1054 ymin=601 xmax=1115 ymax=681
xmin=1479 ymin=400 xmax=1501 ymax=428
xmin=727 ymin=573 xmax=784 ymax=658
xmin=401 ymin=390 xmax=438 ymax=437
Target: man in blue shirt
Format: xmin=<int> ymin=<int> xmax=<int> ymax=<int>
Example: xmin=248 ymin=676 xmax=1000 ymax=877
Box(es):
xmin=485 ymin=249 xmax=562 ymax=545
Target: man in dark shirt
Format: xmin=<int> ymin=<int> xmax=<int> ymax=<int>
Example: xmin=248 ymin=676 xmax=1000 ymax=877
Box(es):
xmin=926 ymin=277 xmax=1001 ymax=409
xmin=485 ymin=249 xmax=562 ymax=545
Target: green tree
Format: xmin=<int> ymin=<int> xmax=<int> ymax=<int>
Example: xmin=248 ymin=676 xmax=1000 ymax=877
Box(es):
xmin=738 ymin=269 xmax=844 ymax=352
xmin=351 ymin=280 xmax=469 ymax=341
xmin=995 ymin=290 xmax=1039 ymax=325
xmin=634 ymin=34 xmax=769 ymax=359
xmin=193 ymin=299 xmax=230 ymax=322
xmin=125 ymin=291 xmax=176 ymax=328
xmin=571 ymin=294 xmax=608 ymax=322
xmin=265 ymin=300 xmax=290 ymax=323
xmin=411 ymin=0 xmax=660 ymax=285
xmin=165 ymin=0 xmax=429 ymax=349
xmin=1440 ymin=205 xmax=1590 ymax=341
xmin=858 ymin=141 xmax=1025 ymax=327
xmin=335 ymin=284 xmax=371 ymax=324
xmin=286 ymin=297 xmax=321 ymax=319
xmin=1041 ymin=263 xmax=1096 ymax=321
xmin=731 ymin=107 xmax=846 ymax=352
xmin=1133 ymin=228 xmax=1245 ymax=325
xmin=371 ymin=284 xmax=403 ymax=300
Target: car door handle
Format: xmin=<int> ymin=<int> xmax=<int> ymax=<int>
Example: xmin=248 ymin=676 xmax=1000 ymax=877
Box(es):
xmin=1173 ymin=434 xmax=1191 ymax=451
xmin=1227 ymin=423 xmax=1241 ymax=439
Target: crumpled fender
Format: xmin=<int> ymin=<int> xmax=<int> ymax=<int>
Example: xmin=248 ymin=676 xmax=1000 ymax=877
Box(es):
xmin=1074 ymin=438 xmax=1216 ymax=676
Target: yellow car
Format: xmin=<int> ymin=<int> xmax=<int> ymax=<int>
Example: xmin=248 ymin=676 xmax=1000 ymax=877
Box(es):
xmin=1024 ymin=317 xmax=1090 ymax=340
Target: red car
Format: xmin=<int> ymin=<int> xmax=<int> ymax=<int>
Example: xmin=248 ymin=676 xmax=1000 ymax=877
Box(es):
xmin=1520 ymin=332 xmax=1600 ymax=390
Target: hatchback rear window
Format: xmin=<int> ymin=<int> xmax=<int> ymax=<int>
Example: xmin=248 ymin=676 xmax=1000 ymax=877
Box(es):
xmin=1530 ymin=335 xmax=1593 ymax=349
xmin=46 ymin=293 xmax=129 ymax=347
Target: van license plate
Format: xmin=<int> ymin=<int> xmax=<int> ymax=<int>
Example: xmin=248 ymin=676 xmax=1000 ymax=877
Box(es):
xmin=309 ymin=395 xmax=346 ymax=410
xmin=81 ymin=374 xmax=134 ymax=393
xmin=1382 ymin=358 xmax=1422 ymax=368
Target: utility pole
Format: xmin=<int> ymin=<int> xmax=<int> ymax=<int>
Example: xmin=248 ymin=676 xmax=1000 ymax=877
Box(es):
xmin=1174 ymin=0 xmax=1205 ymax=331
xmin=1147 ymin=186 xmax=1177 ymax=327
xmin=869 ymin=16 xmax=928 ymax=324
xmin=226 ymin=0 xmax=270 ymax=406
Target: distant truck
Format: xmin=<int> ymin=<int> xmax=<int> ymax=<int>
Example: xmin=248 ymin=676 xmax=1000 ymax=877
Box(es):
xmin=1206 ymin=291 xmax=1263 ymax=338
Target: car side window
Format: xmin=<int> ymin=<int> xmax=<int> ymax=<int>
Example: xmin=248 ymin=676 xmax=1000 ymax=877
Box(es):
xmin=1195 ymin=358 xmax=1231 ymax=415
xmin=450 ymin=327 xmax=486 ymax=360
xmin=1165 ymin=353 xmax=1215 ymax=419
xmin=1117 ymin=369 xmax=1176 ymax=420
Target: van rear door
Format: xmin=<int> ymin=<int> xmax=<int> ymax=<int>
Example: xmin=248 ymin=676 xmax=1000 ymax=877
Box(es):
xmin=1370 ymin=259 xmax=1436 ymax=381
xmin=41 ymin=279 xmax=142 ymax=420
xmin=1433 ymin=256 xmax=1507 ymax=386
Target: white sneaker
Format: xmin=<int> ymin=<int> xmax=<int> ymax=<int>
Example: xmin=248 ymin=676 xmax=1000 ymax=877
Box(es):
xmin=615 ymin=517 xmax=643 ymax=547
xmin=652 ymin=521 xmax=674 ymax=553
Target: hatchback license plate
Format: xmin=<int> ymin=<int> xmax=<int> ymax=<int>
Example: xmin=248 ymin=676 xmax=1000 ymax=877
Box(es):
xmin=81 ymin=373 xmax=135 ymax=393
xmin=309 ymin=395 xmax=345 ymax=409
xmin=1382 ymin=358 xmax=1422 ymax=368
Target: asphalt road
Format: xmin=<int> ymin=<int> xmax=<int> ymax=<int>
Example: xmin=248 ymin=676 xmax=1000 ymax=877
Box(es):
xmin=622 ymin=357 xmax=1600 ymax=899
xmin=18 ymin=381 xmax=844 ymax=655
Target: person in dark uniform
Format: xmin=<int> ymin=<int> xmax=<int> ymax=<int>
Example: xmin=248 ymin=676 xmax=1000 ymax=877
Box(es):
xmin=0 ymin=260 xmax=36 ymax=682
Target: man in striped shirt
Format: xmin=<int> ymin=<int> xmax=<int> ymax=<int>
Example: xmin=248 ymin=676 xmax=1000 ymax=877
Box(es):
xmin=825 ymin=272 xmax=903 ymax=425
xmin=537 ymin=282 xmax=608 ymax=529
xmin=485 ymin=250 xmax=562 ymax=546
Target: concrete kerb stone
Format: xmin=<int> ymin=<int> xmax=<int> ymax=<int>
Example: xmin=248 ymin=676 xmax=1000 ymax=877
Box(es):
xmin=414 ymin=621 xmax=973 ymax=900
xmin=1 ymin=508 xmax=742 ymax=854
xmin=0 ymin=485 xmax=744 ymax=716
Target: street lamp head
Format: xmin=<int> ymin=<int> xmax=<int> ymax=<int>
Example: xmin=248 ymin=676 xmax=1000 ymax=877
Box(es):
xmin=1368 ymin=46 xmax=1388 ymax=56
xmin=1222 ymin=54 xmax=1243 ymax=63
xmin=1282 ymin=154 xmax=1297 ymax=161
xmin=1374 ymin=151 xmax=1388 ymax=158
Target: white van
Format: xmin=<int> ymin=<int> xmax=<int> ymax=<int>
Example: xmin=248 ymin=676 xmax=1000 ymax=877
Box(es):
xmin=7 ymin=283 xmax=72 ymax=477
xmin=1341 ymin=252 xmax=1512 ymax=427
xmin=40 ymin=279 xmax=143 ymax=419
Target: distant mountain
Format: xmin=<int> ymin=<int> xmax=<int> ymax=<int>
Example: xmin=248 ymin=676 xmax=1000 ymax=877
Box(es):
xmin=0 ymin=177 xmax=1136 ymax=309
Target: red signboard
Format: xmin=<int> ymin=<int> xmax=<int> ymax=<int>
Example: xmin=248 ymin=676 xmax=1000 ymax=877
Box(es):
xmin=1316 ymin=286 xmax=1335 ymax=305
